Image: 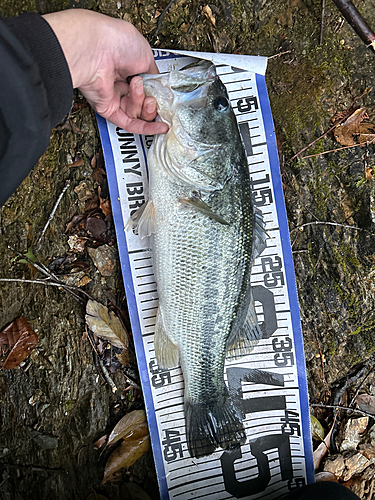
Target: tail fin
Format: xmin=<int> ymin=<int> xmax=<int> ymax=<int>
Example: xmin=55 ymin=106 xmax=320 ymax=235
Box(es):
xmin=185 ymin=397 xmax=246 ymax=458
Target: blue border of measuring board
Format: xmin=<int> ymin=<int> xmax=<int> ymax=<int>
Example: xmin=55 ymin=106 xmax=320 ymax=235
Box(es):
xmin=96 ymin=114 xmax=170 ymax=499
xmin=255 ymin=73 xmax=315 ymax=484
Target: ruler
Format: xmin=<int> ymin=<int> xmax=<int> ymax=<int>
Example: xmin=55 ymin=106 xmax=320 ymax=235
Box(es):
xmin=97 ymin=50 xmax=314 ymax=500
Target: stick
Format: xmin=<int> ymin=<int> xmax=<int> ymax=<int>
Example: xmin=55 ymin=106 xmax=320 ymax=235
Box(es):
xmin=320 ymin=0 xmax=326 ymax=45
xmin=34 ymin=180 xmax=70 ymax=255
xmin=311 ymin=403 xmax=374 ymax=418
xmin=153 ymin=0 xmax=177 ymax=39
xmin=288 ymin=111 xmax=357 ymax=162
xmin=302 ymin=139 xmax=375 ymax=159
xmin=332 ymin=0 xmax=375 ymax=51
xmin=290 ymin=221 xmax=362 ymax=234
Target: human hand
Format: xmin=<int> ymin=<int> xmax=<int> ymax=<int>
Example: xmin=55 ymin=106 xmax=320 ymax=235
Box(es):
xmin=42 ymin=9 xmax=168 ymax=135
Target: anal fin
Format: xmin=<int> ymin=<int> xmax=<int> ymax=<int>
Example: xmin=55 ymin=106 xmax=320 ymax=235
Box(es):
xmin=154 ymin=309 xmax=179 ymax=369
xmin=226 ymin=290 xmax=263 ymax=359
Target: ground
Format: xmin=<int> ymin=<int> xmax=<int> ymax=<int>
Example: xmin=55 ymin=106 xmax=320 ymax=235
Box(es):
xmin=0 ymin=0 xmax=375 ymax=499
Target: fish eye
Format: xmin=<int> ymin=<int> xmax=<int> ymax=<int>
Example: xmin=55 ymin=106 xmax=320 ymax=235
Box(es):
xmin=214 ymin=96 xmax=229 ymax=112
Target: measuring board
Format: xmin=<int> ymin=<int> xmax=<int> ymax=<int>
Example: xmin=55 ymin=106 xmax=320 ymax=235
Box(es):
xmin=97 ymin=50 xmax=314 ymax=500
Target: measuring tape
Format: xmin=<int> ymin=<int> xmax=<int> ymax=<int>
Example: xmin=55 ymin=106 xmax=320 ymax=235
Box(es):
xmin=97 ymin=50 xmax=314 ymax=500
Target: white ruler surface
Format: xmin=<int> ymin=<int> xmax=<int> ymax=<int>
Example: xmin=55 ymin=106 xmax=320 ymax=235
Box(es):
xmin=97 ymin=50 xmax=314 ymax=500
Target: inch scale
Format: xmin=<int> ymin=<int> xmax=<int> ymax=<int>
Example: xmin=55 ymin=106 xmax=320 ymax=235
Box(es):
xmin=97 ymin=50 xmax=314 ymax=500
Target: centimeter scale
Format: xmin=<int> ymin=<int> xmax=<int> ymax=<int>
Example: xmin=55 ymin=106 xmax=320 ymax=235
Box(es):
xmin=97 ymin=50 xmax=314 ymax=500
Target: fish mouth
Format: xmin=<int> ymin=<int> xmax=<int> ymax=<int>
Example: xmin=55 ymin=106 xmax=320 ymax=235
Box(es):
xmin=141 ymin=58 xmax=217 ymax=118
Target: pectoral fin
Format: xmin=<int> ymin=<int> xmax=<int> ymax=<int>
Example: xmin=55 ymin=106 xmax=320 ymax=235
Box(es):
xmin=154 ymin=308 xmax=179 ymax=369
xmin=226 ymin=290 xmax=263 ymax=359
xmin=179 ymin=195 xmax=229 ymax=225
xmin=125 ymin=200 xmax=156 ymax=239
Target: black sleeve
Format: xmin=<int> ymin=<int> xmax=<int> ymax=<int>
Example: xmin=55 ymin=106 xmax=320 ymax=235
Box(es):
xmin=0 ymin=13 xmax=73 ymax=206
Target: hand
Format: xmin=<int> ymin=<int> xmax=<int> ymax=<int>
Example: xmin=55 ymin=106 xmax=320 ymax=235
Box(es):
xmin=42 ymin=9 xmax=168 ymax=135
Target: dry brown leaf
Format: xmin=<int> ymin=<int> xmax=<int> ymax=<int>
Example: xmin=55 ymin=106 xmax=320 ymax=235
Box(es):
xmin=107 ymin=410 xmax=147 ymax=446
xmin=333 ymin=108 xmax=375 ymax=146
xmin=94 ymin=434 xmax=107 ymax=449
xmin=98 ymin=186 xmax=112 ymax=218
xmin=315 ymin=471 xmax=339 ymax=482
xmin=102 ymin=419 xmax=150 ymax=484
xmin=0 ymin=316 xmax=38 ymax=369
xmin=356 ymin=393 xmax=375 ymax=415
xmin=202 ymin=5 xmax=216 ymax=26
xmin=313 ymin=414 xmax=337 ymax=470
xmin=365 ymin=167 xmax=374 ymax=180
xmin=86 ymin=300 xmax=128 ymax=349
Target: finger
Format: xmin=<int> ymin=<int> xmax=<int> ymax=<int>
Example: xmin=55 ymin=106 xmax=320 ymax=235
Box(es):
xmin=106 ymin=108 xmax=169 ymax=135
xmin=148 ymin=58 xmax=160 ymax=75
xmin=125 ymin=76 xmax=145 ymax=119
xmin=140 ymin=96 xmax=158 ymax=122
xmin=114 ymin=80 xmax=129 ymax=98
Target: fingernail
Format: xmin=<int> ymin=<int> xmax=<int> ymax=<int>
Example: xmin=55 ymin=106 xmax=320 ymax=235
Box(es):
xmin=134 ymin=79 xmax=143 ymax=95
xmin=146 ymin=100 xmax=156 ymax=113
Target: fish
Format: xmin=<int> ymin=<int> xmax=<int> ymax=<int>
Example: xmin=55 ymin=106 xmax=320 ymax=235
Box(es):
xmin=128 ymin=60 xmax=266 ymax=458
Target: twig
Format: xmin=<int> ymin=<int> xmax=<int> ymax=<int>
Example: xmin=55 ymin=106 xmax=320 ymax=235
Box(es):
xmin=320 ymin=0 xmax=326 ymax=45
xmin=268 ymin=50 xmax=293 ymax=60
xmin=34 ymin=180 xmax=70 ymax=255
xmin=332 ymin=0 xmax=375 ymax=51
xmin=302 ymin=139 xmax=375 ymax=159
xmin=288 ymin=111 xmax=356 ymax=162
xmin=86 ymin=329 xmax=117 ymax=393
xmin=188 ymin=1 xmax=200 ymax=34
xmin=290 ymin=221 xmax=362 ymax=234
xmin=349 ymin=364 xmax=374 ymax=408
xmin=311 ymin=403 xmax=374 ymax=419
xmin=7 ymin=245 xmax=90 ymax=304
xmin=153 ymin=0 xmax=177 ymax=39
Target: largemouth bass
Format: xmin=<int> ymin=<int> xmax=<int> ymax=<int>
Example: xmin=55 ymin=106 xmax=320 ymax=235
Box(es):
xmin=129 ymin=60 xmax=266 ymax=458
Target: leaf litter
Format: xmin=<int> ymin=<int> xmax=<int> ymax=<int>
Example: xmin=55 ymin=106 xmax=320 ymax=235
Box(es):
xmin=102 ymin=410 xmax=150 ymax=484
xmin=0 ymin=316 xmax=38 ymax=369
xmin=86 ymin=300 xmax=129 ymax=350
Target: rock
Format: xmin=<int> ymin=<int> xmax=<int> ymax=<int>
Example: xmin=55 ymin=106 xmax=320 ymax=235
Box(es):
xmin=340 ymin=417 xmax=369 ymax=452
xmin=88 ymin=245 xmax=117 ymax=276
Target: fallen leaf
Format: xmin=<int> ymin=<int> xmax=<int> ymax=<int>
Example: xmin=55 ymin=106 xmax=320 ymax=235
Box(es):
xmin=86 ymin=216 xmax=107 ymax=242
xmin=313 ymin=414 xmax=337 ymax=470
xmin=333 ymin=107 xmax=375 ymax=146
xmin=14 ymin=246 xmax=38 ymax=264
xmin=94 ymin=434 xmax=107 ymax=449
xmin=67 ymin=234 xmax=87 ymax=253
xmin=86 ymin=300 xmax=128 ymax=349
xmin=365 ymin=167 xmax=374 ymax=180
xmin=107 ymin=410 xmax=147 ymax=446
xmin=310 ymin=414 xmax=325 ymax=441
xmin=102 ymin=411 xmax=150 ymax=484
xmin=356 ymin=393 xmax=375 ymax=415
xmin=70 ymin=157 xmax=83 ymax=168
xmin=315 ymin=471 xmax=338 ymax=482
xmin=202 ymin=4 xmax=216 ymax=26
xmin=0 ymin=317 xmax=38 ymax=369
xmin=98 ymin=186 xmax=112 ymax=218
